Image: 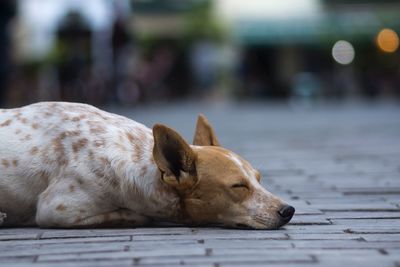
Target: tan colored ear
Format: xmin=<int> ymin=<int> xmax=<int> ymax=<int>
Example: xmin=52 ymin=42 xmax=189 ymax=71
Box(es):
xmin=153 ymin=124 xmax=198 ymax=191
xmin=193 ymin=114 xmax=220 ymax=146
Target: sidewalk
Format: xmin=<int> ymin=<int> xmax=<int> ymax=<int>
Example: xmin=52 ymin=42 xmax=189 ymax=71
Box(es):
xmin=1 ymin=101 xmax=400 ymax=267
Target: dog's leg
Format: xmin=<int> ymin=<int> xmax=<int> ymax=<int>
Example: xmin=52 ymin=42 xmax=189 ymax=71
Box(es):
xmin=37 ymin=207 xmax=148 ymax=228
xmin=0 ymin=212 xmax=6 ymax=226
xmin=36 ymin=179 xmax=149 ymax=228
xmin=66 ymin=209 xmax=149 ymax=228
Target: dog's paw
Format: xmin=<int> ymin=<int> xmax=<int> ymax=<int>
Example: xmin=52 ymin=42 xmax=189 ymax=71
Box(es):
xmin=0 ymin=212 xmax=6 ymax=225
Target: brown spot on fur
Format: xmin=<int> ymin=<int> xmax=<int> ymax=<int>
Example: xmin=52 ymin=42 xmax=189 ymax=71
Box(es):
xmin=51 ymin=132 xmax=74 ymax=166
xmin=77 ymin=178 xmax=84 ymax=185
xmin=114 ymin=142 xmax=127 ymax=152
xmin=12 ymin=159 xmax=18 ymax=167
xmin=109 ymin=176 xmax=119 ymax=188
xmin=88 ymin=121 xmax=106 ymax=134
xmin=131 ymin=142 xmax=142 ymax=162
xmin=21 ymin=134 xmax=31 ymax=141
xmin=88 ymin=150 xmax=95 ymax=161
xmin=137 ymin=131 xmax=147 ymax=142
xmin=69 ymin=185 xmax=75 ymax=192
xmin=99 ymin=157 xmax=109 ymax=165
xmin=90 ymin=127 xmax=106 ymax=134
xmin=94 ymin=157 xmax=119 ymax=188
xmin=0 ymin=119 xmax=12 ymax=127
xmin=72 ymin=138 xmax=88 ymax=153
xmin=59 ymin=130 xmax=81 ymax=138
xmin=2 ymin=159 xmax=9 ymax=168
xmin=93 ymin=140 xmax=105 ymax=147
xmin=30 ymin=146 xmax=39 ymax=155
xmin=44 ymin=111 xmax=52 ymax=117
xmin=114 ymin=159 xmax=126 ymax=173
xmin=139 ymin=166 xmax=148 ymax=177
xmin=126 ymin=132 xmax=135 ymax=143
xmin=93 ymin=167 xmax=105 ymax=179
xmin=15 ymin=129 xmax=21 ymax=135
xmin=71 ymin=116 xmax=80 ymax=122
xmin=56 ymin=204 xmax=66 ymax=211
xmin=31 ymin=123 xmax=39 ymax=129
xmin=20 ymin=118 xmax=28 ymax=124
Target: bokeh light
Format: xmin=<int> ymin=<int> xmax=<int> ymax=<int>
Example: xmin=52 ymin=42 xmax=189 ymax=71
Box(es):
xmin=376 ymin=28 xmax=399 ymax=53
xmin=331 ymin=40 xmax=355 ymax=65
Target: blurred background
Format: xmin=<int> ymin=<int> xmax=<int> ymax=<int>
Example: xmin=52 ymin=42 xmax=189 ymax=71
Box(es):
xmin=0 ymin=0 xmax=399 ymax=108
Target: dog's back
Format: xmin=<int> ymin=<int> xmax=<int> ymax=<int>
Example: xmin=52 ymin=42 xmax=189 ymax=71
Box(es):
xmin=0 ymin=102 xmax=154 ymax=225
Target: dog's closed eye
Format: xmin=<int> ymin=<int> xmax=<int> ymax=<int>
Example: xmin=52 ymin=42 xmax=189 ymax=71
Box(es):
xmin=231 ymin=183 xmax=249 ymax=189
xmin=230 ymin=182 xmax=250 ymax=200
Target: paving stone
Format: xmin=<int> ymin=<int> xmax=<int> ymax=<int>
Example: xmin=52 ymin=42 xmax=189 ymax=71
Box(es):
xmin=0 ymin=236 xmax=131 ymax=246
xmin=288 ymin=233 xmax=363 ymax=240
xmin=290 ymin=215 xmax=331 ymax=225
xmin=293 ymin=240 xmax=400 ymax=249
xmin=40 ymin=229 xmax=136 ymax=239
xmin=0 ymin=260 xmax=135 ymax=267
xmin=324 ymin=211 xmax=400 ymax=219
xmin=0 ymin=234 xmax=39 ymax=241
xmin=0 ymin=243 xmax=127 ymax=257
xmin=37 ymin=247 xmax=208 ymax=262
xmin=361 ymin=234 xmax=400 ymax=242
xmin=331 ymin=218 xmax=400 ymax=227
xmin=203 ymin=239 xmax=293 ymax=249
xmin=137 ymin=254 xmax=314 ymax=265
xmin=308 ymin=203 xmax=399 ymax=211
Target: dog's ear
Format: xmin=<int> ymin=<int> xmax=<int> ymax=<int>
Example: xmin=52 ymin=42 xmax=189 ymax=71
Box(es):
xmin=193 ymin=114 xmax=220 ymax=146
xmin=153 ymin=124 xmax=198 ymax=191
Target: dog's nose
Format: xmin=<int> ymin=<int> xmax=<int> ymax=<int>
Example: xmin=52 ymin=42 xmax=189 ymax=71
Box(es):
xmin=277 ymin=205 xmax=295 ymax=220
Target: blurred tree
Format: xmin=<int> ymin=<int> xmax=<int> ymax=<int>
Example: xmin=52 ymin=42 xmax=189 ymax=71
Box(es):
xmin=182 ymin=0 xmax=226 ymax=44
xmin=50 ymin=11 xmax=93 ymax=102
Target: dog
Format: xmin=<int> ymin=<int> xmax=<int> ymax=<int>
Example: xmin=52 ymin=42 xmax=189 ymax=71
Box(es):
xmin=0 ymin=102 xmax=294 ymax=229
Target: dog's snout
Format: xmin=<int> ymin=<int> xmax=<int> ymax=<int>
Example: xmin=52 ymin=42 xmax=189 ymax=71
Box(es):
xmin=277 ymin=205 xmax=295 ymax=220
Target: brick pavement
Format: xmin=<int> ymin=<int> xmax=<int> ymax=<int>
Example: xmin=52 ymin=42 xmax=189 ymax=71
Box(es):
xmin=1 ymin=101 xmax=400 ymax=267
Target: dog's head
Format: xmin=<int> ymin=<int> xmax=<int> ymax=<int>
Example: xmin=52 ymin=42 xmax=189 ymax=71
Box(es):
xmin=152 ymin=115 xmax=294 ymax=229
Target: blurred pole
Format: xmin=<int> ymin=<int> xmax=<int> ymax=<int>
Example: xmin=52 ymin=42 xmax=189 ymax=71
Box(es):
xmin=0 ymin=0 xmax=16 ymax=107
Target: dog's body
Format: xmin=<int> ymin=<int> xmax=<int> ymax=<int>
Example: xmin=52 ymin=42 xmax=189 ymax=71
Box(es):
xmin=0 ymin=102 xmax=294 ymax=229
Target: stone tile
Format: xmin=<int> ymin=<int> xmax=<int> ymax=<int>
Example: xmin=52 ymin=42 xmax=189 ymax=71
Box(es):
xmin=0 ymin=234 xmax=39 ymax=241
xmin=324 ymin=211 xmax=400 ymax=219
xmin=0 ymin=243 xmax=127 ymax=257
xmin=361 ymin=234 xmax=400 ymax=242
xmin=288 ymin=233 xmax=363 ymax=240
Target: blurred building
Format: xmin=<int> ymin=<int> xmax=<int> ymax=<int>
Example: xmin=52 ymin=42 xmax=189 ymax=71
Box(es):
xmin=1 ymin=0 xmax=399 ymax=107
xmin=215 ymin=0 xmax=400 ymax=99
